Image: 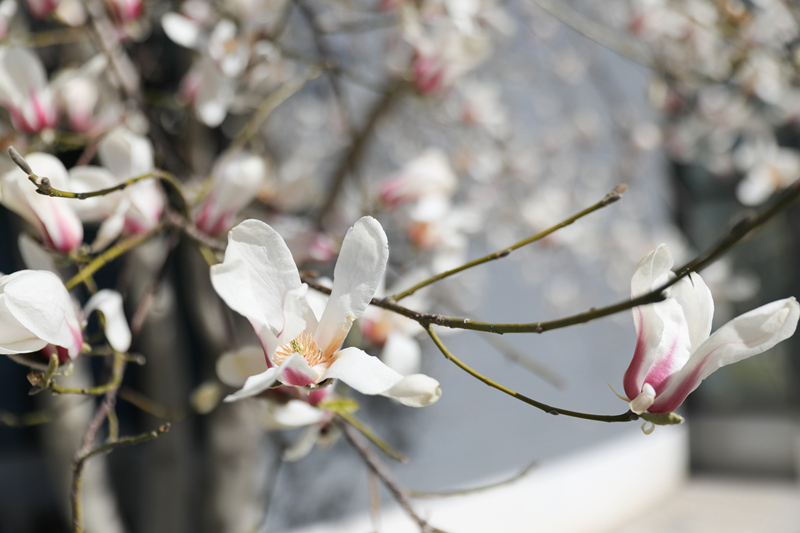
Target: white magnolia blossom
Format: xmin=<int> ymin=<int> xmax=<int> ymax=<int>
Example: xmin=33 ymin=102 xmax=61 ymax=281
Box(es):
xmin=0 ymin=153 xmax=83 ymax=253
xmin=380 ymin=149 xmax=457 ymax=207
xmin=0 ymin=47 xmax=58 ymax=134
xmin=194 ymin=150 xmax=269 ymax=235
xmin=92 ymin=127 xmax=164 ymax=237
xmin=623 ymin=244 xmax=800 ymax=414
xmin=210 ymin=217 xmax=442 ymax=407
xmin=0 ymin=270 xmax=83 ymax=359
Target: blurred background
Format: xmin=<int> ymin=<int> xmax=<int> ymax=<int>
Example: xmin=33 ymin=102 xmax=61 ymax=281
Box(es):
xmin=0 ymin=0 xmax=799 ymax=531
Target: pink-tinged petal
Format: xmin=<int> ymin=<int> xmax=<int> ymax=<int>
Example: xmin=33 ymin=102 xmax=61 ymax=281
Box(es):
xmin=195 ymin=150 xmax=268 ymax=235
xmin=278 ymin=352 xmax=318 ymax=387
xmin=315 ymin=217 xmax=388 ymax=355
xmin=0 ymin=153 xmax=83 ymax=253
xmin=668 ymin=272 xmax=714 ymax=352
xmin=624 ymin=244 xmax=691 ymax=399
xmin=210 ymin=219 xmax=302 ymax=345
xmin=625 ymin=297 xmax=691 ymax=400
xmin=83 ymin=290 xmax=131 ymax=352
xmin=324 ymin=346 xmax=404 ymax=394
xmin=382 ymin=374 xmax=442 ymax=407
xmin=650 ymin=297 xmax=800 ymax=413
xmin=223 ymin=366 xmax=281 ymax=402
xmin=216 ymin=346 xmax=269 ymax=387
xmin=1 ymin=270 xmax=83 ymax=357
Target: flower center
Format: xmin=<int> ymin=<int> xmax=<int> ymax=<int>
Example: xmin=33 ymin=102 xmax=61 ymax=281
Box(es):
xmin=273 ymin=331 xmax=327 ymax=367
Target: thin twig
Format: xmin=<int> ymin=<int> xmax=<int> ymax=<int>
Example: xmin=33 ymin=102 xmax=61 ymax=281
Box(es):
xmin=410 ymin=461 xmax=538 ymax=498
xmin=71 ymin=423 xmax=171 ymax=533
xmin=425 ymin=325 xmax=639 ymax=423
xmin=392 ymin=183 xmax=627 ymax=301
xmin=315 ymin=82 xmax=402 ymax=227
xmin=343 ymin=424 xmax=449 ymax=533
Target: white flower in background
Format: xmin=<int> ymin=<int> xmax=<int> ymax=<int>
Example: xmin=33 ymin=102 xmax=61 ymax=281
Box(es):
xmin=0 ymin=152 xmax=83 ymax=253
xmin=210 ymin=217 xmax=442 ymax=407
xmin=623 ymin=244 xmax=799 ymax=415
xmin=734 ymin=140 xmax=800 ymax=206
xmin=105 ymin=0 xmax=142 ymax=24
xmin=54 ymin=55 xmax=108 ymax=133
xmin=0 ymin=47 xmax=58 ymax=134
xmin=0 ymin=270 xmax=83 ymax=360
xmin=163 ymin=7 xmax=250 ymax=126
xmin=407 ymin=195 xmax=481 ymax=272
xmin=456 ymin=81 xmax=509 ymax=139
xmin=399 ymin=3 xmax=490 ymax=95
xmin=96 ymin=127 xmax=164 ymax=234
xmin=379 ymin=149 xmax=457 ymax=207
xmin=194 ymin=150 xmax=269 ymax=235
xmin=360 ymin=274 xmax=428 ymax=376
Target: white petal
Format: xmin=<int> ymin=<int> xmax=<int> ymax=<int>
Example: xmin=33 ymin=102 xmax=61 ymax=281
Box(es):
xmin=315 ymin=217 xmax=388 ymax=355
xmin=215 ymin=345 xmax=269 ymax=387
xmin=83 ymin=290 xmax=131 ymax=352
xmin=652 ymin=297 xmax=800 ymax=413
xmin=668 ymin=272 xmax=714 ymax=352
xmin=1 ymin=270 xmax=83 ymax=357
xmin=631 ymin=243 xmax=673 ymax=298
xmin=383 ymin=374 xmax=442 ymax=407
xmin=277 ymin=352 xmax=318 ymax=387
xmin=223 ymin=366 xmax=281 ymax=402
xmin=210 ymin=219 xmax=301 ymax=346
xmin=324 ymin=346 xmax=403 ymax=394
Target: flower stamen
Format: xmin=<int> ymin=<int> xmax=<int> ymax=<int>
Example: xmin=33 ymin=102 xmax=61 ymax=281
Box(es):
xmin=274 ymin=331 xmax=328 ymax=367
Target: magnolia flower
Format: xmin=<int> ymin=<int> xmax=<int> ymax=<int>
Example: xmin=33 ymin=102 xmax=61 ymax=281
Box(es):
xmin=0 ymin=47 xmax=58 ymax=134
xmin=623 ymin=244 xmax=800 ymax=415
xmin=0 ymin=152 xmax=83 ymax=253
xmin=95 ymin=127 xmax=164 ymax=235
xmin=0 ymin=269 xmax=82 ymax=359
xmin=1 ymin=270 xmax=130 ymax=369
xmin=379 ymin=149 xmax=457 ymax=208
xmin=210 ymin=217 xmax=442 ymax=407
xmin=194 ymin=150 xmax=268 ymax=235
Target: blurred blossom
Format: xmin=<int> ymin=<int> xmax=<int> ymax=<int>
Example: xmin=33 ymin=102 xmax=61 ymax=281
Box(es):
xmin=194 ymin=150 xmax=270 ymax=235
xmin=0 ymin=47 xmax=58 ymax=134
xmin=0 ymin=152 xmax=83 ymax=253
xmin=97 ymin=127 xmax=164 ymax=235
xmin=456 ymin=80 xmax=509 ymax=138
xmin=25 ymin=0 xmax=58 ymax=18
xmin=380 ymin=149 xmax=457 ymax=208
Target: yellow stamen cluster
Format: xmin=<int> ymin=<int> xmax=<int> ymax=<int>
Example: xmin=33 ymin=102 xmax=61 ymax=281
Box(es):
xmin=273 ymin=331 xmax=327 ymax=366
